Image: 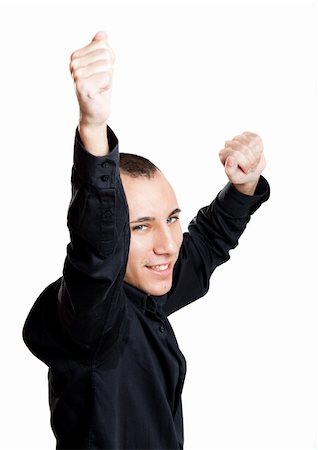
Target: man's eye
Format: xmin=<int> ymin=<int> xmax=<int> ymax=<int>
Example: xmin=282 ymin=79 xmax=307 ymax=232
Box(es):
xmin=132 ymin=224 xmax=148 ymax=231
xmin=167 ymin=216 xmax=179 ymax=224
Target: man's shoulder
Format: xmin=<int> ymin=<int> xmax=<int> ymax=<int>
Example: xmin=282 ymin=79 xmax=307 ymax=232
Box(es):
xmin=22 ymin=277 xmax=64 ymax=364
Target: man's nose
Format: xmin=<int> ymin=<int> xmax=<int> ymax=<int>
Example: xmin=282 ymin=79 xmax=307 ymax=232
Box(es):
xmin=153 ymin=224 xmax=178 ymax=255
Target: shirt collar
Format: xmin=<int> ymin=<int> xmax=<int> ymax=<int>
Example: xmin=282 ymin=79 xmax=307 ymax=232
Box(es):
xmin=123 ymin=282 xmax=167 ymax=314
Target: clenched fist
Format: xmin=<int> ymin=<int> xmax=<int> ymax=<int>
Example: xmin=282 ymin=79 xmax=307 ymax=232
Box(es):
xmin=69 ymin=31 xmax=115 ymax=155
xmin=219 ymin=132 xmax=266 ymax=195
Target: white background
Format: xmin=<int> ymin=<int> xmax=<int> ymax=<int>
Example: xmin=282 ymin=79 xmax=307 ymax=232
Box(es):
xmin=1 ymin=0 xmax=317 ymax=449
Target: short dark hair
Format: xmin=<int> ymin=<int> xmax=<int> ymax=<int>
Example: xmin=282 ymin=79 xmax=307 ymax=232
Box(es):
xmin=119 ymin=153 xmax=160 ymax=178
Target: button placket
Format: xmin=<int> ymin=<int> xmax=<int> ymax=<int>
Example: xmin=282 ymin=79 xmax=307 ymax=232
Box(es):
xmin=145 ymin=297 xmax=166 ymax=334
xmin=146 ymin=296 xmax=157 ymax=313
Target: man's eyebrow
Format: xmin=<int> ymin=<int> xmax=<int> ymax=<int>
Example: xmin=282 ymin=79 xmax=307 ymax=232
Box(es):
xmin=129 ymin=208 xmax=181 ymax=224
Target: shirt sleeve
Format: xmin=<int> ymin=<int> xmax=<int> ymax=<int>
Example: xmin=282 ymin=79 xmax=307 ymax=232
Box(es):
xmin=57 ymin=125 xmax=130 ymax=356
xmin=164 ymin=176 xmax=270 ymax=315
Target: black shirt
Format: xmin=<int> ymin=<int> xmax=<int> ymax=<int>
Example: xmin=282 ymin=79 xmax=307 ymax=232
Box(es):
xmin=23 ymin=126 xmax=270 ymax=449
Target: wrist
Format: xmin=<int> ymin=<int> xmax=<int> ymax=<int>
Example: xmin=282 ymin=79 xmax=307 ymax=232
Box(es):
xmin=78 ymin=122 xmax=109 ymax=156
xmin=233 ymin=179 xmax=259 ymax=196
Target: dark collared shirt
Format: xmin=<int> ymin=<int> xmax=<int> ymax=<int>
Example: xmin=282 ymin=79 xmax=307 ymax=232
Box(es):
xmin=23 ymin=126 xmax=270 ymax=449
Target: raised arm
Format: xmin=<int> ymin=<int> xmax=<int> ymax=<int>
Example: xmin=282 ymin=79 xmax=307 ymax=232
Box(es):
xmin=56 ymin=32 xmax=131 ymax=356
xmin=165 ymin=132 xmax=270 ymax=315
xmin=23 ymin=32 xmax=129 ymax=364
xmin=22 ymin=35 xmax=128 ymax=366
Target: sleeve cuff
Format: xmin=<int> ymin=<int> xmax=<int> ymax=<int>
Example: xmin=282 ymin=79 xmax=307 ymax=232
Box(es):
xmin=73 ymin=125 xmax=120 ymax=189
xmin=217 ymin=175 xmax=270 ymax=217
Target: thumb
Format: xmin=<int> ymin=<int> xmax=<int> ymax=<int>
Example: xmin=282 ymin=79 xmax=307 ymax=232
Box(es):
xmin=224 ymin=155 xmax=238 ymax=177
xmin=92 ymin=30 xmax=108 ymax=42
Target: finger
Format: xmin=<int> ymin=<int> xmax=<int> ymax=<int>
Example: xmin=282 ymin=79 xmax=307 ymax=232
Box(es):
xmin=242 ymin=132 xmax=264 ymax=156
xmin=71 ymin=39 xmax=108 ymax=61
xmin=230 ymin=132 xmax=263 ymax=153
xmin=72 ymin=59 xmax=113 ymax=81
xmin=231 ymin=134 xmax=250 ymax=146
xmin=223 ymin=147 xmax=254 ymax=174
xmin=224 ymin=156 xmax=238 ymax=178
xmin=242 ymin=131 xmax=259 ymax=139
xmin=91 ymin=31 xmax=116 ymax=63
xmin=218 ymin=148 xmax=227 ymax=165
xmin=70 ymin=48 xmax=113 ymax=72
xmin=233 ymin=141 xmax=260 ymax=169
xmin=225 ymin=140 xmax=260 ymax=170
xmin=92 ymin=30 xmax=108 ymax=43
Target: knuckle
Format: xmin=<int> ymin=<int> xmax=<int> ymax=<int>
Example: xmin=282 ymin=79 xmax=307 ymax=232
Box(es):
xmin=233 ymin=133 xmax=247 ymax=143
xmin=73 ymin=67 xmax=82 ymax=81
xmin=69 ymin=60 xmax=77 ymax=73
xmin=257 ymin=136 xmax=263 ymax=148
xmin=246 ymin=132 xmax=262 ymax=145
xmin=232 ymin=140 xmax=246 ymax=152
xmin=232 ymin=138 xmax=244 ymax=147
xmin=225 ymin=140 xmax=236 ymax=149
xmin=243 ymin=130 xmax=257 ymax=137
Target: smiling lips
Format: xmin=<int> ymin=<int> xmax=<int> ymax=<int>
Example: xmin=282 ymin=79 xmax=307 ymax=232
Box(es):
xmin=145 ymin=263 xmax=172 ymax=274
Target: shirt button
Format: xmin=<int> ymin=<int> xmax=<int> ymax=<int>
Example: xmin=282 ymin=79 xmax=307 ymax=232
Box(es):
xmin=103 ymin=209 xmax=112 ymax=218
xmin=101 ymin=175 xmax=109 ymax=182
xmin=159 ymin=325 xmax=165 ymax=333
xmin=101 ymin=161 xmax=109 ymax=168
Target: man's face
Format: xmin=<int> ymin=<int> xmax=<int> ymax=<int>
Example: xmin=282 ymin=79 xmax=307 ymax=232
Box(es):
xmin=121 ymin=171 xmax=183 ymax=296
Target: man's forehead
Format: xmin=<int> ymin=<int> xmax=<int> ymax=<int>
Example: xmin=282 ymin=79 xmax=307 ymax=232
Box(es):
xmin=120 ymin=172 xmax=180 ymax=220
xmin=121 ymin=171 xmax=176 ymax=197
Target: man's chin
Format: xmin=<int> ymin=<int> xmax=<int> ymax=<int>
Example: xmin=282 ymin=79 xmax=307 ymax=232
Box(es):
xmin=124 ymin=274 xmax=173 ymax=297
xmin=146 ymin=282 xmax=172 ymax=297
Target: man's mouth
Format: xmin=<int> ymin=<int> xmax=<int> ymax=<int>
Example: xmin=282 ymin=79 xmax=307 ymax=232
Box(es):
xmin=146 ymin=264 xmax=170 ymax=272
xmin=145 ymin=263 xmax=173 ymax=275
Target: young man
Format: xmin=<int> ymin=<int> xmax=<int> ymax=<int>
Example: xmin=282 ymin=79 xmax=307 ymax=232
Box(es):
xmin=23 ymin=31 xmax=270 ymax=449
